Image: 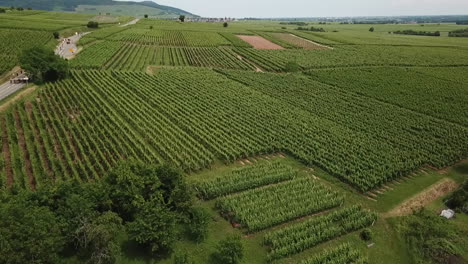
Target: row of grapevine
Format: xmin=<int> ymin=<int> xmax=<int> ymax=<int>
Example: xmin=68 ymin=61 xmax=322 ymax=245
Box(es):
xmin=299 ymin=243 xmax=367 ymax=264
xmin=216 ymin=177 xmax=343 ymax=232
xmin=219 ymin=70 xmax=468 ymax=190
xmin=71 ymin=41 xmax=123 ymax=69
xmin=108 ymin=29 xmax=231 ymax=47
xmin=3 ymin=68 xmax=467 ymax=191
xmin=264 ymin=205 xmax=376 ymax=260
xmin=193 ymin=160 xmax=296 ymax=199
xmin=306 ymin=67 xmax=468 ymax=127
xmin=73 ymin=42 xmax=254 ymax=71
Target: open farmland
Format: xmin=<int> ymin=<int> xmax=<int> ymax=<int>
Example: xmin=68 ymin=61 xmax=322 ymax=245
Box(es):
xmin=0 ymin=8 xmax=468 ymax=264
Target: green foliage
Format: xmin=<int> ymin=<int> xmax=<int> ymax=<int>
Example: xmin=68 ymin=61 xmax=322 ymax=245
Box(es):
xmin=173 ymin=251 xmax=194 ymax=264
xmin=223 ymin=22 xmax=228 ymax=28
xmin=0 ymin=8 xmax=6 ymax=13
xmin=179 ymin=15 xmax=185 ymax=22
xmin=299 ymin=243 xmax=368 ymax=264
xmin=284 ymin=61 xmax=301 ymax=72
xmin=0 ymin=194 xmax=65 ymax=264
xmin=187 ymin=207 xmax=211 ymax=242
xmin=399 ymin=210 xmax=464 ymax=264
xmin=53 ymin=31 xmax=60 ymax=39
xmin=444 ymin=180 xmax=468 ymax=213
xmin=75 ymin=211 xmax=124 ymax=264
xmin=369 ymin=27 xmax=375 ymax=32
xmin=19 ymin=46 xmax=68 ymax=83
xmin=212 ymin=235 xmax=244 ymax=264
xmin=144 ymin=14 xmax=148 ymax=18
xmin=87 ymin=21 xmax=99 ymax=28
xmin=128 ymin=199 xmax=177 ymax=255
xmin=360 ymin=228 xmax=372 ymax=241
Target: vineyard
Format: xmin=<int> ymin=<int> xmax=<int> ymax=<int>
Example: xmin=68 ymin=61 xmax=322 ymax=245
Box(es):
xmin=1 ymin=13 xmax=468 ymax=264
xmin=2 ymin=68 xmax=467 ymax=192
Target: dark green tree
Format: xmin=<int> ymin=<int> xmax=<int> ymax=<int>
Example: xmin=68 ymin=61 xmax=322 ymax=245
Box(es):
xmin=144 ymin=14 xmax=148 ymax=18
xmin=75 ymin=211 xmax=124 ymax=264
xmin=87 ymin=21 xmax=99 ymax=28
xmin=223 ymin=22 xmax=228 ymax=28
xmin=187 ymin=207 xmax=211 ymax=242
xmin=19 ymin=46 xmax=69 ymax=83
xmin=0 ymin=8 xmax=6 ymax=13
xmin=0 ymin=197 xmax=65 ymax=264
xmin=53 ymin=31 xmax=60 ymax=39
xmin=211 ymin=235 xmax=244 ymax=264
xmin=369 ymin=27 xmax=375 ymax=32
xmin=128 ymin=198 xmax=177 ymax=255
xmin=179 ymin=15 xmax=185 ymax=22
xmin=360 ymin=228 xmax=372 ymax=241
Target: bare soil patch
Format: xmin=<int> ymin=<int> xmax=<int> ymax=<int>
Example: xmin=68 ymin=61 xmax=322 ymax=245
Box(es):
xmin=384 ymin=178 xmax=458 ymax=218
xmin=271 ymin=33 xmax=331 ymax=50
xmin=237 ymin=35 xmax=284 ymax=50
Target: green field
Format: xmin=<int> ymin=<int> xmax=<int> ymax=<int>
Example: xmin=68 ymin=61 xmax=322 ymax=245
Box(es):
xmin=0 ymin=9 xmax=467 ymax=264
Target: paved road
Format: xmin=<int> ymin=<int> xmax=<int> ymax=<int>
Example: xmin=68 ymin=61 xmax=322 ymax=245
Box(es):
xmin=55 ymin=32 xmax=89 ymax=60
xmin=120 ymin=18 xmax=140 ymax=27
xmin=0 ymin=81 xmax=26 ymax=101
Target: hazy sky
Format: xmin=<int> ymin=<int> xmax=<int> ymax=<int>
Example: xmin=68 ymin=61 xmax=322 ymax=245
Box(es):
xmin=130 ymin=0 xmax=468 ymax=18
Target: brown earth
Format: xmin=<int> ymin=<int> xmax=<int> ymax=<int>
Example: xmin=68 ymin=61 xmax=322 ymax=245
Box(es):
xmin=384 ymin=178 xmax=458 ymax=218
xmin=237 ymin=35 xmax=284 ymax=50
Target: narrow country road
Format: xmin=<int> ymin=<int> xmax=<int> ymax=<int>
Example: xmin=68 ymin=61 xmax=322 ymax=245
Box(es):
xmin=120 ymin=18 xmax=140 ymax=27
xmin=0 ymin=81 xmax=26 ymax=101
xmin=55 ymin=32 xmax=89 ymax=60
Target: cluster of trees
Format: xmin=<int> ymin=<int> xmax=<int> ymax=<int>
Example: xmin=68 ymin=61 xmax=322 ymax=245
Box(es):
xmin=449 ymin=28 xmax=468 ymax=37
xmin=0 ymin=6 xmax=31 ymax=12
xmin=398 ymin=210 xmax=465 ymax=264
xmin=279 ymin=22 xmax=308 ymax=26
xmin=456 ymin=21 xmax=468 ymax=25
xmin=19 ymin=47 xmax=69 ymax=83
xmin=393 ymin=30 xmax=440 ymax=36
xmin=0 ymin=161 xmax=212 ymax=264
xmin=444 ymin=180 xmax=468 ymax=212
xmin=296 ymin=26 xmax=326 ymax=32
xmin=87 ymin=21 xmax=99 ymax=28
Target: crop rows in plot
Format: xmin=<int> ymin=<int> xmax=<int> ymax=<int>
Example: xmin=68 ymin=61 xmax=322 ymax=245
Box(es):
xmin=216 ymin=177 xmax=344 ymax=232
xmin=1 ymin=69 xmax=466 ymax=192
xmin=193 ymin=160 xmax=296 ymax=199
xmin=73 ymin=42 xmax=255 ymax=71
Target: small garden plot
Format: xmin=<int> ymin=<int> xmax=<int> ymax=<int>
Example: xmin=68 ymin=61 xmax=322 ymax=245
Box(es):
xmin=237 ymin=35 xmax=285 ymax=50
xmin=264 ymin=205 xmax=377 ymax=260
xmin=271 ymin=33 xmax=331 ymax=50
xmin=193 ymin=160 xmax=297 ymax=199
xmin=216 ymin=177 xmax=343 ymax=232
xmin=299 ymin=243 xmax=368 ymax=264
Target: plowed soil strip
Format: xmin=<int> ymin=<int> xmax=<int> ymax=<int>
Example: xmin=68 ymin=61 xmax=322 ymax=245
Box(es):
xmin=1 ymin=117 xmax=13 ymax=187
xmin=237 ymin=35 xmax=284 ymax=50
xmin=13 ymin=110 xmax=36 ymax=190
xmin=384 ymin=178 xmax=458 ymax=218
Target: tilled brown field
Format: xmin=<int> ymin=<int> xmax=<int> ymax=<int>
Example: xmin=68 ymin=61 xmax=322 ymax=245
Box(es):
xmin=271 ymin=33 xmax=330 ymax=50
xmin=237 ymin=35 xmax=284 ymax=50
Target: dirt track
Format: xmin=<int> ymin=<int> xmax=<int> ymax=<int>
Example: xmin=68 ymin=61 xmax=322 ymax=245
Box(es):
xmin=384 ymin=178 xmax=458 ymax=217
xmin=237 ymin=35 xmax=284 ymax=50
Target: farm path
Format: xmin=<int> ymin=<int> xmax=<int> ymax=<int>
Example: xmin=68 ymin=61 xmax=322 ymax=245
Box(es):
xmin=383 ymin=178 xmax=458 ymax=218
xmin=0 ymin=80 xmax=26 ymax=102
xmin=55 ymin=32 xmax=90 ymax=60
xmin=120 ymin=18 xmax=140 ymax=27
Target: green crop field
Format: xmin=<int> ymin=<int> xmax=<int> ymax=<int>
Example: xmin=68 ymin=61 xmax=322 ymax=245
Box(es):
xmin=0 ymin=8 xmax=467 ymax=264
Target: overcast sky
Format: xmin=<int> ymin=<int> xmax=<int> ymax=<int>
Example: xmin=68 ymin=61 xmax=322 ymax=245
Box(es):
xmin=126 ymin=0 xmax=468 ymax=18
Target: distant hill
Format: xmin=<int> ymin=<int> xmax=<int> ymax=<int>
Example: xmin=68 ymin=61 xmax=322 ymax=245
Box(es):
xmin=0 ymin=0 xmax=197 ymax=17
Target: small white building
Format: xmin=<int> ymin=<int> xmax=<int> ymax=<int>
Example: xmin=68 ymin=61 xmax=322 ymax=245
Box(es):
xmin=440 ymin=209 xmax=455 ymax=219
